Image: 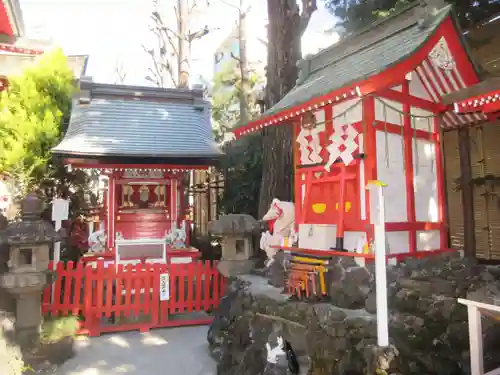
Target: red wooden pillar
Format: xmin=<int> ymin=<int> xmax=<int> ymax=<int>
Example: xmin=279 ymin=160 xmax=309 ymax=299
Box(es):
xmin=171 ymin=177 xmax=178 ymax=227
xmin=434 ymin=117 xmax=449 ymax=250
xmin=362 ymin=95 xmax=377 ymax=245
xmin=107 ymin=174 xmax=116 ymax=251
xmin=402 ymin=80 xmax=417 ymax=253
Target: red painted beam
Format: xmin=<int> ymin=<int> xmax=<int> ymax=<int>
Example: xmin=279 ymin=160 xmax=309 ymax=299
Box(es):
xmin=378 ymin=89 xmax=446 ymax=113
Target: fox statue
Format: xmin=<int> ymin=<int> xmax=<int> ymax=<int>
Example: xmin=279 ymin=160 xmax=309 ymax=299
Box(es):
xmin=259 ymin=198 xmax=296 ymax=267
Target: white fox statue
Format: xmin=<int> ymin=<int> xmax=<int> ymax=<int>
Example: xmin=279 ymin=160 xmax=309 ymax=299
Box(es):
xmin=259 ymin=198 xmax=297 ymax=267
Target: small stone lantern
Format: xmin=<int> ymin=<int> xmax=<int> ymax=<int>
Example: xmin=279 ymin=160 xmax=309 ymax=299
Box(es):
xmin=208 ymin=214 xmax=259 ymax=277
xmin=0 ymin=193 xmax=63 ymax=348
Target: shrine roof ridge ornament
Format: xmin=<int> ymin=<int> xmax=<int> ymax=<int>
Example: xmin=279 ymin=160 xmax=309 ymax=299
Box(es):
xmin=77 ymin=77 xmax=206 ymax=106
xmin=232 ymin=0 xmax=454 ymax=139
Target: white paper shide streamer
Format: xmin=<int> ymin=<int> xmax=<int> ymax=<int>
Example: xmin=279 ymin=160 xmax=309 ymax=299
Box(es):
xmin=296 ymin=109 xmax=326 ymax=165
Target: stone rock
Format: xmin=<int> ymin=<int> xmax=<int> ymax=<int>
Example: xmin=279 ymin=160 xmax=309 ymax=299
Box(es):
xmin=217 ymin=260 xmax=255 ymax=277
xmin=0 ymin=312 xmax=23 ymax=375
xmin=208 ymin=214 xmax=259 ymax=235
xmin=266 ymin=251 xmax=286 ymax=288
xmin=209 ymin=254 xmax=500 ymax=375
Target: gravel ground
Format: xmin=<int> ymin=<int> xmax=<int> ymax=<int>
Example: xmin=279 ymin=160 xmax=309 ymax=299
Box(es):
xmin=56 ymin=326 xmax=216 ymax=375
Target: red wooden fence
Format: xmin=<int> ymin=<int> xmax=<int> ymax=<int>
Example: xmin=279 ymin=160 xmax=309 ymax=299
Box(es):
xmin=43 ymin=260 xmax=225 ymax=336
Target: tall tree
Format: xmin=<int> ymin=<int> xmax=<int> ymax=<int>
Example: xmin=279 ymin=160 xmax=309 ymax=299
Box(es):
xmin=219 ymin=0 xmax=252 ymax=125
xmin=324 ymin=0 xmax=500 ymax=36
xmin=143 ymin=0 xmax=212 ymax=88
xmin=212 ymin=64 xmax=264 ymax=217
xmin=259 ymin=0 xmax=317 ymax=217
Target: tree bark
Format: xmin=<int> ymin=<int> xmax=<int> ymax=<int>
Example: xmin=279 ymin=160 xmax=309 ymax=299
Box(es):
xmin=258 ymin=0 xmax=316 ymax=218
xmin=178 ymin=0 xmax=190 ymax=88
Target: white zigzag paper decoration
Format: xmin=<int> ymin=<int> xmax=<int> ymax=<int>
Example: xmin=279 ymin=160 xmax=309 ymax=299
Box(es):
xmin=296 ymin=109 xmax=325 ymax=165
xmin=326 ymin=114 xmax=359 ymax=170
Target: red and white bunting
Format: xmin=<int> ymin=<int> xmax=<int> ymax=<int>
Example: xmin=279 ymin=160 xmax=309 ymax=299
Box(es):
xmin=454 ymin=90 xmax=500 ymax=114
xmin=235 ymin=87 xmax=362 ymax=138
xmin=69 ymin=167 xmax=201 ymax=174
xmin=0 ymin=44 xmax=44 ymax=55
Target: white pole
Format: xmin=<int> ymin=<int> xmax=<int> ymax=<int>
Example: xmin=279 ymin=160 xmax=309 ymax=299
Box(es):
xmin=54 ymin=220 xmax=62 ymax=265
xmin=51 ymin=198 xmax=69 ymax=302
xmin=366 ymin=180 xmax=389 ymax=348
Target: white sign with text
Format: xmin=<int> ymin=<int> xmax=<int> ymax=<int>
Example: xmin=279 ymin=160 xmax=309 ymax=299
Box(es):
xmin=159 ymin=273 xmax=170 ymax=301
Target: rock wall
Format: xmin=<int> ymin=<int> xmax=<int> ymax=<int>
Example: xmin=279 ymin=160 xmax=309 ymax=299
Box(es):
xmin=208 ymin=253 xmax=500 ymax=375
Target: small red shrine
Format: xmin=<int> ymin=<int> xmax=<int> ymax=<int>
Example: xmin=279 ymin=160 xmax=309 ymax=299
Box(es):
xmin=52 ymin=78 xmax=222 ymax=265
xmin=235 ymin=0 xmax=488 ymax=260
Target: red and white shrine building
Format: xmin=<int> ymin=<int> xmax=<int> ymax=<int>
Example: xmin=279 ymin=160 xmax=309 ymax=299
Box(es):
xmin=234 ymin=1 xmax=489 ymax=260
xmin=52 ymin=78 xmax=222 ymax=265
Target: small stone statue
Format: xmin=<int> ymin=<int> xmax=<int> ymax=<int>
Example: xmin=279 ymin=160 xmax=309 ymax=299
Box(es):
xmin=266 ymin=336 xmax=287 ymax=365
xmin=259 ymin=199 xmax=296 ymax=267
xmin=265 ymin=336 xmax=300 ymax=375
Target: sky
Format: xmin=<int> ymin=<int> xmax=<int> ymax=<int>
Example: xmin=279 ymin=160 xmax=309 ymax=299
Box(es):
xmin=19 ymin=0 xmax=339 ymax=86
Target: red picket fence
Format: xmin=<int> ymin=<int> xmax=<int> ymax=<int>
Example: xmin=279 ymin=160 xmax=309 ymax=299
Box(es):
xmin=42 ymin=260 xmax=226 ymax=336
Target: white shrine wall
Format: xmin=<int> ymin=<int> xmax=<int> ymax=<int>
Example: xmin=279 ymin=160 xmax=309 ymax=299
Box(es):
xmin=375 ymin=131 xmax=407 ymax=223
xmin=375 ymin=98 xmax=403 ymax=125
xmin=332 ymin=98 xmax=363 ymax=124
xmin=373 ymin=95 xmax=442 ymax=254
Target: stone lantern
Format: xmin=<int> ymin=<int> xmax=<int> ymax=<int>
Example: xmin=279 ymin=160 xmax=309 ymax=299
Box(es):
xmin=0 ymin=193 xmax=63 ymax=348
xmin=208 ymin=214 xmax=259 ymax=277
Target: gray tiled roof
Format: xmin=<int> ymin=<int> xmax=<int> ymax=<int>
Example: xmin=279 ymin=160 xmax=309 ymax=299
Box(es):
xmin=261 ymin=3 xmax=452 ymax=118
xmin=53 ymin=81 xmax=222 ymax=159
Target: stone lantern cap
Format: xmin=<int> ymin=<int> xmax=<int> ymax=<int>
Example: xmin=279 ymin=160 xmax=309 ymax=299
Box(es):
xmin=0 ymin=193 xmax=64 ymax=246
xmin=208 ymin=214 xmax=259 ymax=236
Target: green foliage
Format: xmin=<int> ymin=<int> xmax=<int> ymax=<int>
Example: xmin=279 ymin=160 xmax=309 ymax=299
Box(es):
xmin=211 ymin=62 xmax=264 ymax=141
xmin=0 ymin=49 xmax=74 ymax=198
xmin=324 ymin=0 xmax=500 ymax=35
xmin=218 ymin=135 xmax=263 ymax=218
xmin=41 ymin=315 xmax=80 ymax=343
xmin=211 ymin=62 xmax=264 ymax=218
xmin=0 ymin=49 xmax=97 ymax=260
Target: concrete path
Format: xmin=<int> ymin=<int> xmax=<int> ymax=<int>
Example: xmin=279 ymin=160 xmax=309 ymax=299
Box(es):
xmin=58 ymin=326 xmax=216 ymax=375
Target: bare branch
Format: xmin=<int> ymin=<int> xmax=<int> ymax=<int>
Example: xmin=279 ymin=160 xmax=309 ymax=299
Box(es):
xmin=189 ymin=0 xmax=198 ymax=14
xmin=160 ymin=27 xmax=180 ymax=57
xmin=152 ymin=11 xmax=182 ymax=40
xmin=256 ymin=37 xmax=268 ymax=47
xmin=187 ymin=25 xmax=214 ymax=42
xmin=218 ymin=0 xmax=239 ymax=10
xmin=160 ymin=61 xmax=179 ymax=88
xmin=146 ymin=67 xmax=162 ymax=87
xmin=299 ymin=0 xmax=317 ymax=36
xmin=230 ymin=51 xmax=242 ymax=63
xmin=174 ymin=5 xmax=180 ymax=25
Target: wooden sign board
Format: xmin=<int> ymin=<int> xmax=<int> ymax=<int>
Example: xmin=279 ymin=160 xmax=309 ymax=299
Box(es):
xmin=123 ymin=169 xmax=164 ymax=179
xmin=52 ymin=198 xmax=69 ymax=222
xmin=159 ymin=273 xmax=170 ymax=301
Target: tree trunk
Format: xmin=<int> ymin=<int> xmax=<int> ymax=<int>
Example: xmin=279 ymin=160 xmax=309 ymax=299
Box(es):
xmin=258 ymin=0 xmax=314 ymax=218
xmin=238 ymin=2 xmax=250 ymax=125
xmin=177 ymin=0 xmax=190 ymax=88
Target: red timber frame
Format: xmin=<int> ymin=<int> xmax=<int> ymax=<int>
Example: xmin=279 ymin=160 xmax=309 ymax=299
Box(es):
xmin=67 ymin=162 xmax=207 ymax=259
xmin=103 ymin=169 xmax=182 ymax=251
xmin=237 ymin=16 xmax=480 ymax=259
